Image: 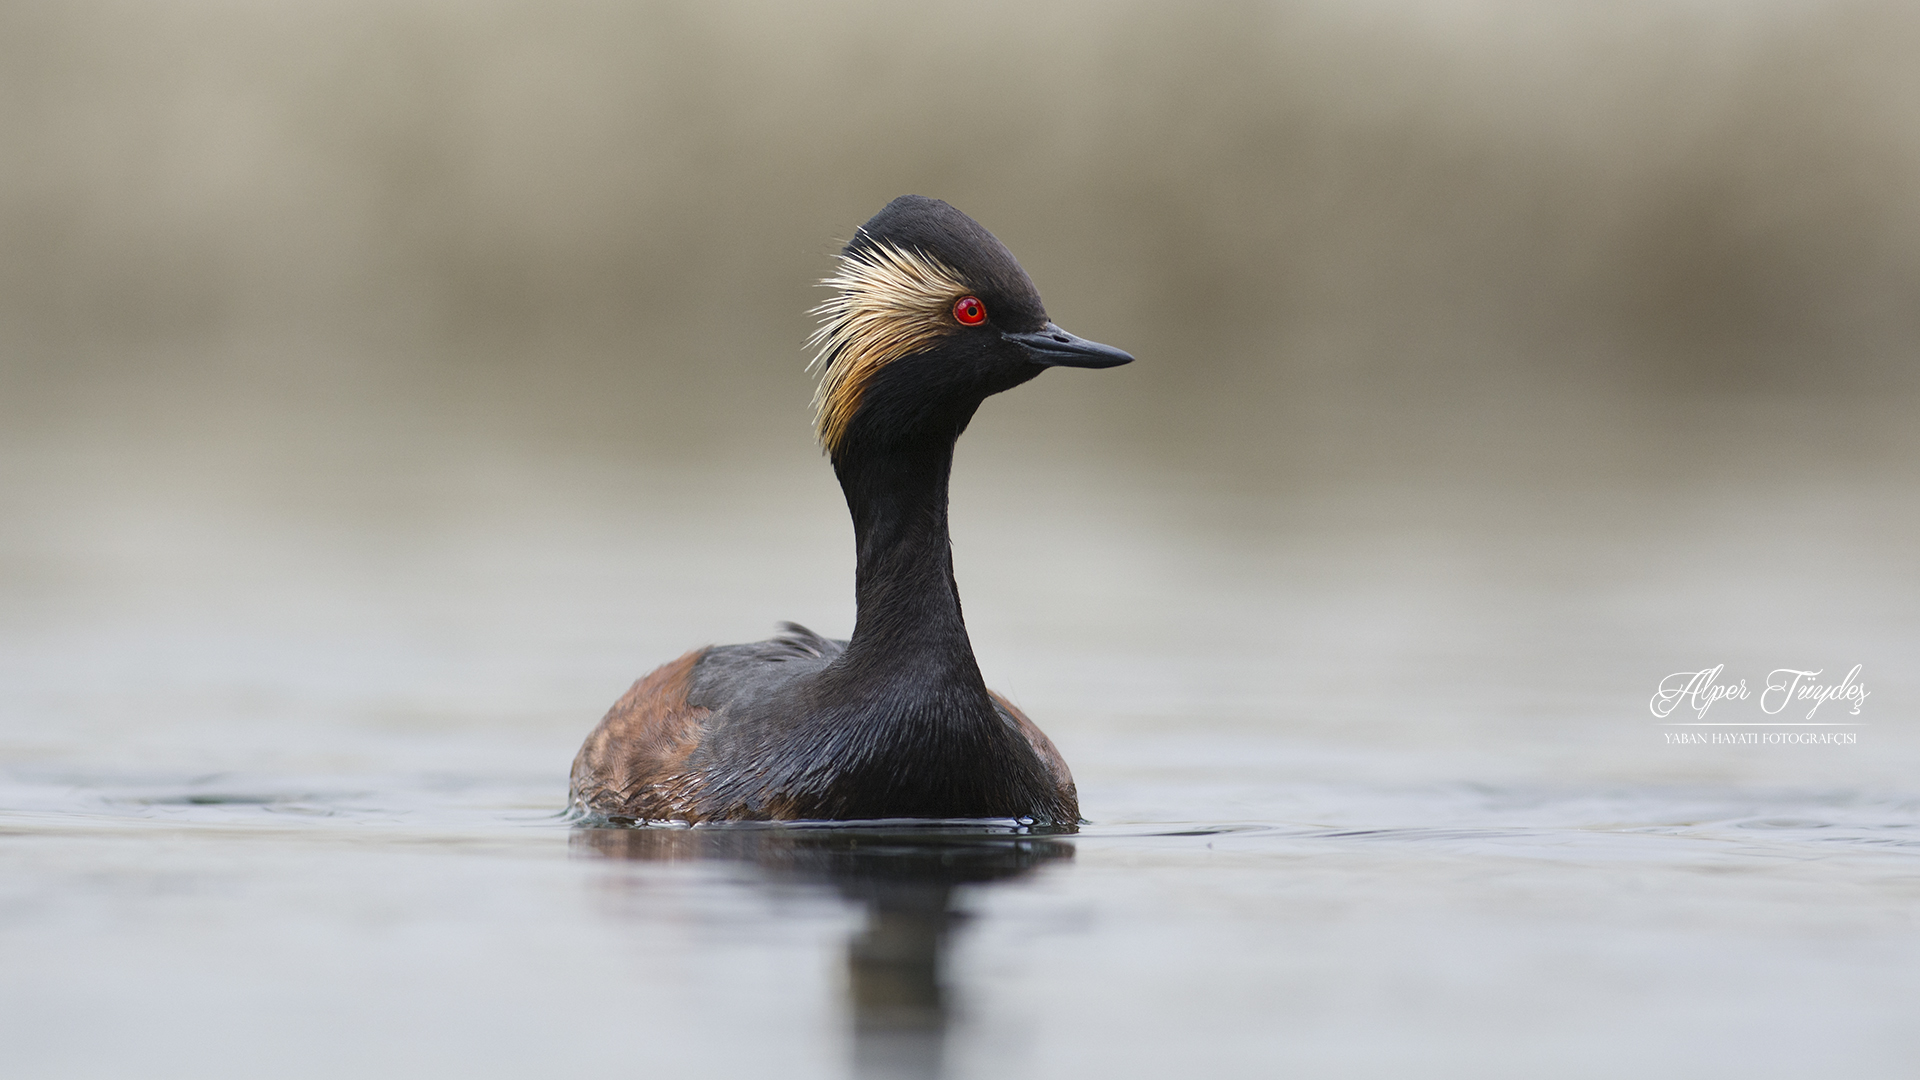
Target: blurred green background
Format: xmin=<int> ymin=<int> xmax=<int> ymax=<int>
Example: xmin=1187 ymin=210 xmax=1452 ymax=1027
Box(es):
xmin=7 ymin=0 xmax=1917 ymax=490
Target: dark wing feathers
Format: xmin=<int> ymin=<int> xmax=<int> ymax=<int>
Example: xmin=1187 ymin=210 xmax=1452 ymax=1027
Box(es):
xmin=571 ymin=624 xmax=845 ymax=822
xmin=765 ymin=622 xmax=847 ymax=661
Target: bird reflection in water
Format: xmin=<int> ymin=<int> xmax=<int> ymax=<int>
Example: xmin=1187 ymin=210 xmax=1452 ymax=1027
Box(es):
xmin=572 ymin=823 xmax=1073 ymax=1078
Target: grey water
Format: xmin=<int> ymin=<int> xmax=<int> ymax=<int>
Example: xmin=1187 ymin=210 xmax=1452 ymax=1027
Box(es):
xmin=4 ymin=432 xmax=1917 ymax=1079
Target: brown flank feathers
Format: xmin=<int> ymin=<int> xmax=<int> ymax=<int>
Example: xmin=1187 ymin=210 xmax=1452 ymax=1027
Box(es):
xmin=568 ymin=649 xmax=712 ymax=821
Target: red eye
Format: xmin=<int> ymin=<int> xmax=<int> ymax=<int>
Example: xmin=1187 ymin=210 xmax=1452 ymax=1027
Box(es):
xmin=953 ymin=296 xmax=987 ymax=325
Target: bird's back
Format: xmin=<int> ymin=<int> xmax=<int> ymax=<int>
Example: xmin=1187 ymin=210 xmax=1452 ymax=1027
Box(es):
xmin=569 ymin=623 xmax=1077 ymax=824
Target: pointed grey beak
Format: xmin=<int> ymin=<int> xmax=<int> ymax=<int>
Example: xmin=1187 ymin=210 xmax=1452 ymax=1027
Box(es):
xmin=1004 ymin=322 xmax=1134 ymax=369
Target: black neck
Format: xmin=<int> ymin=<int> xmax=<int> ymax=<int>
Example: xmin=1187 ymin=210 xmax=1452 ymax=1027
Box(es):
xmin=830 ymin=435 xmax=987 ymax=695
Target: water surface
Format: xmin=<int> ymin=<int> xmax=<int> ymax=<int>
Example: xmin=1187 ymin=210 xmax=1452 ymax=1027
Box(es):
xmin=4 ymin=446 xmax=1917 ymax=1078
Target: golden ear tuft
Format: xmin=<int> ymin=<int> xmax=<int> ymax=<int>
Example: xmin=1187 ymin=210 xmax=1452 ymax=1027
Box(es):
xmin=807 ymin=237 xmax=971 ymax=452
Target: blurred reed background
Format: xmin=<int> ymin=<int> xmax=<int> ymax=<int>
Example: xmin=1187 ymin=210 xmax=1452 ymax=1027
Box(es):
xmin=6 ymin=0 xmax=1918 ymax=483
xmin=3 ymin=1 xmax=1918 ymax=784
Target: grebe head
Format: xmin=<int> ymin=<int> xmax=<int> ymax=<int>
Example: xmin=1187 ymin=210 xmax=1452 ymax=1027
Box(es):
xmin=809 ymin=195 xmax=1133 ymax=459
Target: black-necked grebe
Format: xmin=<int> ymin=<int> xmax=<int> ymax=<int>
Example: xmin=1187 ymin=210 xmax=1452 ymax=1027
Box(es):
xmin=569 ymin=195 xmax=1132 ymax=825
